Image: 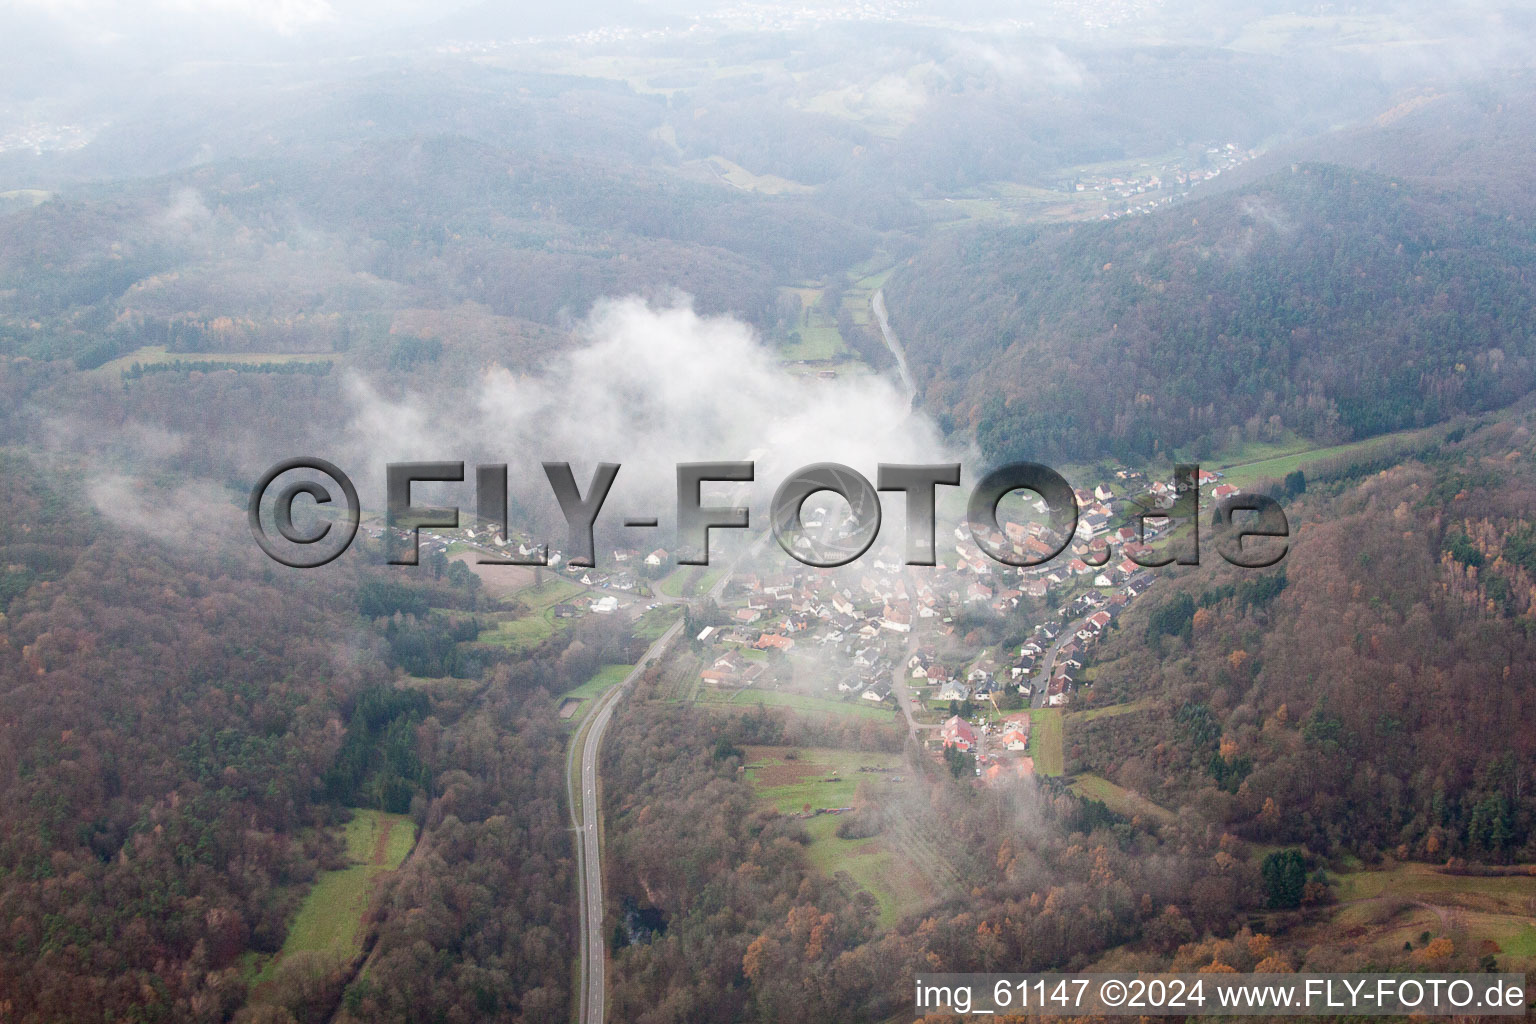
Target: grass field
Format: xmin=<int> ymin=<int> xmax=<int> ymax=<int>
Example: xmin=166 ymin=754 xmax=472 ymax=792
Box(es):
xmin=697 ymin=154 xmax=814 ymax=195
xmin=633 ymin=604 xmax=682 ymax=641
xmin=558 ymin=663 xmax=634 ymax=724
xmin=799 ymin=813 xmax=900 ymax=922
xmin=742 ymin=746 xmax=923 ymax=926
xmin=913 ymin=180 xmax=1148 ymax=227
xmin=1066 ymin=698 xmax=1153 ymax=724
xmin=697 ymin=687 xmax=898 ymax=720
xmin=776 ymin=285 xmax=849 ymax=363
xmin=519 ymin=578 xmax=587 ymax=608
xmin=0 ymin=188 xmax=51 ymax=210
xmin=657 ymin=567 xmax=699 ymax=599
xmin=657 ymin=566 xmax=724 ymax=600
xmin=1334 ymin=863 xmax=1536 ymax=906
xmin=1027 ymin=708 xmax=1064 ymax=776
xmin=477 ymin=579 xmax=586 ymax=651
xmin=1228 ymin=12 xmax=1419 ymax=54
xmin=1197 ymin=422 xmax=1445 ymax=489
xmin=1302 ymin=862 xmax=1536 ymax=967
xmin=96 ymin=345 xmax=334 ymax=377
xmin=256 ymin=810 xmax=415 ymax=984
xmin=1069 ymin=773 xmax=1176 ymax=825
xmin=840 ymin=267 xmax=895 ymax=329
xmin=561 ymin=664 xmax=634 ymax=701
xmin=479 ymin=614 xmax=557 ymax=650
xmin=745 ymin=746 xmax=904 ymax=813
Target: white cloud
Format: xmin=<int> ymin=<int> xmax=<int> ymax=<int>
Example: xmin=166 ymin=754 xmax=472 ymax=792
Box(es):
xmin=343 ymin=296 xmax=956 ymax=536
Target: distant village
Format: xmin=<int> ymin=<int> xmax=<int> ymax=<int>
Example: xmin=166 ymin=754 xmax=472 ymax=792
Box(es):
xmin=1075 ymin=142 xmax=1261 ymax=220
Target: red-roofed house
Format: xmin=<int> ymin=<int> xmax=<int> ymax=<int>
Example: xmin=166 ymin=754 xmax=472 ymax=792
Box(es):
xmin=754 ymin=634 xmax=795 ymax=652
xmin=940 ymin=715 xmax=976 ymax=752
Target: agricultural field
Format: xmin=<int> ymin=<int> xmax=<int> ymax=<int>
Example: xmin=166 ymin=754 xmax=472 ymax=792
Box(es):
xmin=251 ymin=810 xmax=416 ymax=987
xmin=1027 ymin=708 xmax=1064 ymax=776
xmin=452 ymin=554 xmax=537 ymax=598
xmin=742 ymin=746 xmax=930 ymax=927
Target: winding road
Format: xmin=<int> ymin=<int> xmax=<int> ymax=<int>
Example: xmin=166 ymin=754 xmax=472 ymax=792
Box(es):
xmin=567 ymin=543 xmax=757 ymax=1024
xmin=871 ymin=289 xmax=916 ymax=411
xmin=567 ymin=617 xmax=683 ymax=1024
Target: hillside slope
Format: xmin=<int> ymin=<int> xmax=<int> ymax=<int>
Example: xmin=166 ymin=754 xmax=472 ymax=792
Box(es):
xmin=1072 ymin=412 xmax=1536 ymax=861
xmin=885 ymin=163 xmax=1536 ymax=463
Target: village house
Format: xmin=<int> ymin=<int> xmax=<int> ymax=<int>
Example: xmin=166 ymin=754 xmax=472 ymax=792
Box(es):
xmin=701 ymin=652 xmax=745 ymax=685
xmin=937 ymin=679 xmax=970 ymax=702
xmin=754 ymin=633 xmax=795 ymax=652
xmin=861 ymin=683 xmax=892 ymax=703
xmin=940 ymin=715 xmax=976 ymax=751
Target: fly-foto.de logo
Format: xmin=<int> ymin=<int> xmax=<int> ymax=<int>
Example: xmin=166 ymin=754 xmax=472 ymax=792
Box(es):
xmin=248 ymin=459 xmax=1288 ymax=571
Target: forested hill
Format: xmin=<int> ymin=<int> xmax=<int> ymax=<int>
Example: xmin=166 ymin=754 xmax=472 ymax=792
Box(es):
xmin=884 ymin=163 xmax=1536 ymax=464
xmin=0 ymin=134 xmax=879 ymax=369
xmin=1073 ymin=411 xmax=1536 ymax=862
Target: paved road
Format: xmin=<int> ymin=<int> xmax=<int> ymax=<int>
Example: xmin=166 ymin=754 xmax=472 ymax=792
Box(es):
xmin=568 ymin=615 xmax=684 ymax=1024
xmin=568 ymin=536 xmax=761 ymax=1024
xmin=1031 ymin=613 xmax=1093 ymax=709
xmin=872 ymin=289 xmax=916 ymax=411
xmin=887 ymin=628 xmax=932 ymax=742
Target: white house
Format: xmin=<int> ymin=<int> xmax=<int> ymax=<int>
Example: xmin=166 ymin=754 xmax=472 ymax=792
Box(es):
xmin=937 ymin=680 xmax=970 ymax=702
